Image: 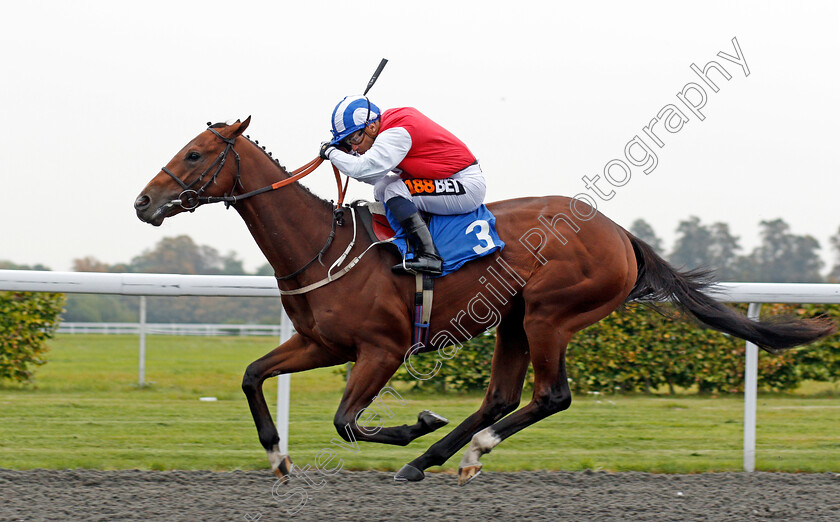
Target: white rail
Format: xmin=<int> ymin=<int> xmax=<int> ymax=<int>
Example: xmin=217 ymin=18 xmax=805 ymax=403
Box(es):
xmin=58 ymin=322 xmax=285 ymax=336
xmin=3 ymin=269 xmax=840 ymax=302
xmin=0 ymin=270 xmax=281 ymax=296
xmin=2 ymin=269 xmax=839 ymax=471
xmin=707 ymin=282 xmax=840 ymax=304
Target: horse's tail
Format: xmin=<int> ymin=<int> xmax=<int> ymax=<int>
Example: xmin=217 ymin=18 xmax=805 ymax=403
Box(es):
xmin=624 ymin=232 xmax=836 ymax=354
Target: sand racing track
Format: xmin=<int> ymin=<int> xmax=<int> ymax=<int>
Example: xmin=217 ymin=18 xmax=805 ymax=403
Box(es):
xmin=2 ymin=469 xmax=839 ymax=520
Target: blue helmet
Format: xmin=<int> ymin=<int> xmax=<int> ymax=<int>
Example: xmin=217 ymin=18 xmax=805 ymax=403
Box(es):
xmin=330 ymin=95 xmax=381 ymax=145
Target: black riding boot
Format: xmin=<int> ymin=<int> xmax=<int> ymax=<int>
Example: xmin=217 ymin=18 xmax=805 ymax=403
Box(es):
xmin=393 ymin=212 xmax=443 ymax=276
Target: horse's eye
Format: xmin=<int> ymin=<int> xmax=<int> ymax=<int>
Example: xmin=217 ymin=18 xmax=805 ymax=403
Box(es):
xmin=187 ymin=151 xmax=201 ymax=161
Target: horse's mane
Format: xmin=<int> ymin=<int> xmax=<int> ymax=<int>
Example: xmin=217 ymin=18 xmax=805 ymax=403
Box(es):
xmin=209 ymin=121 xmax=332 ymax=209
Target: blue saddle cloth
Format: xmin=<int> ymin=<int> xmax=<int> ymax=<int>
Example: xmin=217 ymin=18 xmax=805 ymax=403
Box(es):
xmin=385 ymin=204 xmax=505 ymax=277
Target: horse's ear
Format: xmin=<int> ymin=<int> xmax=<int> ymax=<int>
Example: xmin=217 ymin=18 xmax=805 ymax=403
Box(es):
xmin=238 ymin=116 xmax=251 ymax=134
xmin=227 ymin=116 xmax=251 ymax=139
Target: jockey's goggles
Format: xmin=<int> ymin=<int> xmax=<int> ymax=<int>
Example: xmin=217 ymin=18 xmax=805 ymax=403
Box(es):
xmin=341 ymin=129 xmax=366 ymax=148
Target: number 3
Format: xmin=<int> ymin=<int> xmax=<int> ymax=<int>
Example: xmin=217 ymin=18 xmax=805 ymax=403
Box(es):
xmin=467 ymin=219 xmax=496 ymax=255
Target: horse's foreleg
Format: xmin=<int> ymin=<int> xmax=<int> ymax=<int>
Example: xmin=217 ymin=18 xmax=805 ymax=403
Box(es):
xmin=332 ymin=350 xmax=449 ymax=447
xmin=242 ymin=333 xmax=346 ymax=478
xmin=396 ymin=306 xmax=531 ymax=482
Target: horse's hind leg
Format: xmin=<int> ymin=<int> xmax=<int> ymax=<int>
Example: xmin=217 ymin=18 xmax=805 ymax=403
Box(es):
xmin=455 ymin=248 xmax=635 ymax=485
xmin=332 ymin=346 xmax=450 ymax=447
xmin=457 ymin=321 xmax=574 ymax=485
xmin=395 ymin=302 xmax=531 ymax=482
xmin=242 ymin=333 xmax=347 ymax=478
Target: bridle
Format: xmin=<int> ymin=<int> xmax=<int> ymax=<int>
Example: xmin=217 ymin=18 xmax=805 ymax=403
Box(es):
xmin=162 ymin=127 xmax=341 ymax=212
xmin=161 ymin=125 xmax=352 ymax=282
xmin=162 ymin=127 xmax=240 ymax=211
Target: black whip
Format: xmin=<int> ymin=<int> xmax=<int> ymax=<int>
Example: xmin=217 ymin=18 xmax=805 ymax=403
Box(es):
xmin=363 ymin=58 xmax=388 ymax=95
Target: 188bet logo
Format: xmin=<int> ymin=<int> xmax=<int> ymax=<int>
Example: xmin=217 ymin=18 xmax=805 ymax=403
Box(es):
xmin=403 ymin=178 xmax=465 ymax=196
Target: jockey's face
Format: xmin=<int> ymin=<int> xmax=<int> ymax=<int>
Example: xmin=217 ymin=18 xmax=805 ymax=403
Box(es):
xmin=350 ymin=121 xmax=379 ymax=154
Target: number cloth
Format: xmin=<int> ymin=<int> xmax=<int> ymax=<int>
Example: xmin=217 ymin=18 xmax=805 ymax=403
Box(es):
xmin=385 ymin=204 xmax=505 ymax=277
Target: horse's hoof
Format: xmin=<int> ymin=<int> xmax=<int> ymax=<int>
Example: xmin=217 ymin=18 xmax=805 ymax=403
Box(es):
xmin=458 ymin=464 xmax=482 ymax=486
xmin=394 ymin=464 xmax=426 ymax=482
xmin=272 ymin=455 xmax=293 ymax=480
xmin=418 ymin=410 xmax=449 ymax=431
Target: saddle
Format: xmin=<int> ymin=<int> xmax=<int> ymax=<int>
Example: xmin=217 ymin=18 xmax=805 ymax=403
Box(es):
xmin=352 ymin=200 xmax=504 ymax=275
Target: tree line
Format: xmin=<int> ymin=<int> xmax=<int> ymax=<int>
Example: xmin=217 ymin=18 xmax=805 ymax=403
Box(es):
xmin=630 ymin=217 xmax=838 ymax=283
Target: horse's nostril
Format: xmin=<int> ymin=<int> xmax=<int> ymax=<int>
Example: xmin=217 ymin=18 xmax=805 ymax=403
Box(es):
xmin=134 ymin=194 xmax=151 ymax=210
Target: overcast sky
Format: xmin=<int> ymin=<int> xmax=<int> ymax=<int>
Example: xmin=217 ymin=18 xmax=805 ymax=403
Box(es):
xmin=2 ymin=1 xmax=838 ymax=276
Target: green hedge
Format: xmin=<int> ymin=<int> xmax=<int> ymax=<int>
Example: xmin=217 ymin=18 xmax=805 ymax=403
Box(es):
xmin=389 ymin=303 xmax=839 ymax=394
xmin=0 ymin=291 xmax=65 ymax=383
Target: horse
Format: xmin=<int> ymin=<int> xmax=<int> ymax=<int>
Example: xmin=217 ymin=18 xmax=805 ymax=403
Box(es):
xmin=134 ymin=117 xmax=835 ymax=485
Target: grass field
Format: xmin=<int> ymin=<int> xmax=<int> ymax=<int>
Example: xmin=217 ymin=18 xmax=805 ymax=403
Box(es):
xmin=0 ymin=334 xmax=838 ymax=473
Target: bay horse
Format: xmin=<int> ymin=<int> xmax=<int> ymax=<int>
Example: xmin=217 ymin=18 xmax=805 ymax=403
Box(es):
xmin=134 ymin=117 xmax=834 ymax=485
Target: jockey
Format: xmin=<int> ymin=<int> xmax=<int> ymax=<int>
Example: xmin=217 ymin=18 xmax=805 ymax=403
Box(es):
xmin=320 ymin=95 xmax=486 ymax=276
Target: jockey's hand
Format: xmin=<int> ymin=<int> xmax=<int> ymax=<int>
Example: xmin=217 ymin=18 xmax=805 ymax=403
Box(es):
xmin=319 ymin=142 xmax=336 ymax=161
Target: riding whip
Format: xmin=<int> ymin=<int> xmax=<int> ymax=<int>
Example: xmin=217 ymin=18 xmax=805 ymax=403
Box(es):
xmin=364 ymin=58 xmax=388 ymax=95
